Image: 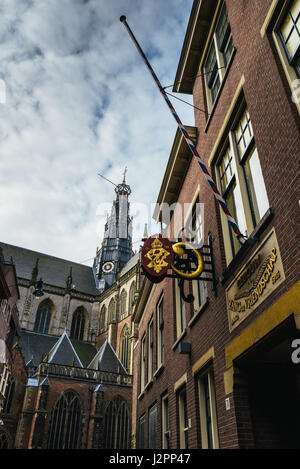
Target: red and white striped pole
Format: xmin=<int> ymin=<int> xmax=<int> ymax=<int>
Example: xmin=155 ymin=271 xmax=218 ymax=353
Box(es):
xmin=120 ymin=16 xmax=246 ymax=245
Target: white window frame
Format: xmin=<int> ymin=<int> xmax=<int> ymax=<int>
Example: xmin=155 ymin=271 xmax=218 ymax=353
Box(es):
xmin=147 ymin=318 xmax=154 ymax=383
xmin=203 ymin=2 xmax=235 ymax=111
xmin=215 ymin=103 xmax=269 ymax=264
xmin=178 ymin=387 xmax=188 ymax=449
xmin=148 ymin=403 xmax=157 ymax=449
xmin=175 ymin=279 xmax=186 ymax=339
xmin=262 ymin=0 xmax=300 ymax=115
xmin=161 ymin=394 xmax=170 ymax=449
xmin=140 ymin=335 xmax=146 ymax=393
xmin=157 ymin=296 xmax=164 ymax=368
xmin=198 ymin=368 xmax=219 ymax=449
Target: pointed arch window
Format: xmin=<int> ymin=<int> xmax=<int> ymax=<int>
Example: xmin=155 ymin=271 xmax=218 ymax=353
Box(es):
xmin=103 ymin=396 xmax=131 ymax=449
xmin=120 ymin=289 xmax=127 ymax=320
xmin=99 ymin=305 xmax=107 ymax=333
xmin=70 ymin=307 xmax=85 ymax=341
xmin=108 ymin=298 xmax=116 ymax=324
xmin=120 ymin=324 xmax=131 ymax=372
xmin=129 ymin=281 xmax=136 ymax=315
xmin=2 ymin=375 xmax=15 ymax=414
xmin=48 ymin=390 xmax=82 ymax=449
xmin=34 ymin=299 xmax=53 ymax=334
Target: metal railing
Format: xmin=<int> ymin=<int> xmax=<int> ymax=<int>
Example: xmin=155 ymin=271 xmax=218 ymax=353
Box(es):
xmin=38 ymin=362 xmax=133 ymax=386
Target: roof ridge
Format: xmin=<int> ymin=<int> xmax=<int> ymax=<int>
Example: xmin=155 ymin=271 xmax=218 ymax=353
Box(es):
xmin=0 ymin=241 xmax=93 ymax=269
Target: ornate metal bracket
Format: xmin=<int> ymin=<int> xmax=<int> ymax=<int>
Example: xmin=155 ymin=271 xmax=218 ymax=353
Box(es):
xmin=141 ymin=233 xmax=218 ymax=303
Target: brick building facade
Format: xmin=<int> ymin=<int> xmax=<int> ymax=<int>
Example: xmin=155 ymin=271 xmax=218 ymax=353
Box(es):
xmin=133 ymin=0 xmax=300 ymax=450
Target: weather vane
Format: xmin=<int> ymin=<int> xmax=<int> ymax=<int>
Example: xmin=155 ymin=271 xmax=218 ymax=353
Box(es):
xmin=123 ymin=166 xmax=127 ymax=183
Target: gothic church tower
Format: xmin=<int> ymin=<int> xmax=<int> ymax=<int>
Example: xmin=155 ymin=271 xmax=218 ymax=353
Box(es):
xmin=93 ymin=172 xmax=134 ymax=291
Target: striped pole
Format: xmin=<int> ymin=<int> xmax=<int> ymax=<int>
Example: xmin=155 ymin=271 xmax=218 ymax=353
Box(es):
xmin=120 ymin=16 xmax=246 ymax=244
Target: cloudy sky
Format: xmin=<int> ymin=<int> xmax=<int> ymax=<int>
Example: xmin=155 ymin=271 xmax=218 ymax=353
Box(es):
xmin=0 ymin=0 xmax=194 ymax=266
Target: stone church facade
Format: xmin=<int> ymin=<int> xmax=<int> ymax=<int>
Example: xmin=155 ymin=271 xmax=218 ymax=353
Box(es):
xmin=0 ymin=177 xmax=139 ymax=449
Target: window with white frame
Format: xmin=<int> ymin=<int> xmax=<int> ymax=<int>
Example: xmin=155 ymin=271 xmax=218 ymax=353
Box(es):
xmin=198 ymin=368 xmax=219 ymax=449
xmin=175 ymin=279 xmax=186 ymax=339
xmin=215 ymin=104 xmax=269 ymax=263
xmin=140 ymin=335 xmax=146 ymax=393
xmin=178 ymin=387 xmax=188 ymax=449
xmin=157 ymin=296 xmax=164 ymax=368
xmin=278 ymin=0 xmax=300 ymax=77
xmin=161 ymin=394 xmax=170 ymax=449
xmin=139 ymin=414 xmax=146 ymax=449
xmin=204 ymin=2 xmax=235 ymax=110
xmin=185 ymin=196 xmax=208 ymax=311
xmin=148 ymin=319 xmax=154 ymax=383
xmin=262 ymin=0 xmax=300 ymax=112
xmin=185 ymin=195 xmax=204 ymax=249
xmin=120 ymin=289 xmax=127 ymax=320
xmin=148 ymin=403 xmax=157 ymax=449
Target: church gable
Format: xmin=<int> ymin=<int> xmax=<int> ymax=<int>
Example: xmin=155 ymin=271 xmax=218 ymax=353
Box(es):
xmin=47 ymin=331 xmax=83 ymax=367
xmin=88 ymin=339 xmax=128 ymax=375
xmin=19 ymin=330 xmax=98 ymax=369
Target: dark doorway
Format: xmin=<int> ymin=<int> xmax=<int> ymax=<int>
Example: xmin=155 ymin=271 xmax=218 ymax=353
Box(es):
xmin=248 ymin=363 xmax=300 ymax=449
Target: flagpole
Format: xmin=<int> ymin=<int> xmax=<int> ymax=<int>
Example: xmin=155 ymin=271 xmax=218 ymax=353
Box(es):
xmin=120 ymin=16 xmax=246 ymax=245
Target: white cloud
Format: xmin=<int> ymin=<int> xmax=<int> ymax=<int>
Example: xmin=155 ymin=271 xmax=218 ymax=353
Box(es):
xmin=0 ymin=0 xmax=194 ymax=265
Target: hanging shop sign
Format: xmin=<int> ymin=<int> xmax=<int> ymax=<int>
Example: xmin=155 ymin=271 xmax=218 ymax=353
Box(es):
xmin=141 ymin=235 xmax=174 ymax=283
xmin=141 ymin=233 xmax=218 ymax=301
xmin=226 ymin=228 xmax=285 ymax=332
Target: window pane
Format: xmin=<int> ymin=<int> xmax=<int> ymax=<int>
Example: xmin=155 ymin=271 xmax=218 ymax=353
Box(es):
xmin=139 ymin=416 xmax=145 ymax=449
xmin=179 ymin=389 xmax=188 ymax=449
xmin=280 ymin=0 xmax=300 ymax=59
xmin=203 ymin=375 xmax=213 ymax=449
xmin=162 ymin=397 xmax=169 ymax=449
xmin=291 ymin=0 xmax=300 ymax=18
xmin=149 ymin=405 xmax=157 ymax=449
xmin=244 ymin=146 xmax=269 ymax=222
xmin=205 ymin=42 xmax=217 ymax=81
xmin=235 ymin=108 xmax=253 ymax=158
xmin=218 ymin=145 xmax=234 ymax=192
xmin=216 ymin=2 xmax=233 ymax=65
xmin=216 ymin=4 xmax=230 ymax=46
xmin=224 ymin=35 xmax=234 ymax=66
xmin=227 ymin=182 xmax=248 ymax=255
xmin=211 ymin=73 xmax=221 ymax=102
xmin=197 ymin=274 xmax=207 ymax=306
xmin=205 ymin=41 xmax=220 ymax=104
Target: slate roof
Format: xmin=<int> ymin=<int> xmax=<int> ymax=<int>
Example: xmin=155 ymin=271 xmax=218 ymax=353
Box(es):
xmin=19 ymin=330 xmax=98 ymax=368
xmin=120 ymin=251 xmax=139 ymax=277
xmin=0 ymin=242 xmax=99 ymax=296
xmin=88 ymin=339 xmax=128 ymax=375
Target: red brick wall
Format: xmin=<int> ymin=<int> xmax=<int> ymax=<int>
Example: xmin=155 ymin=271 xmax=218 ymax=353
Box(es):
xmin=135 ymin=0 xmax=300 ymax=449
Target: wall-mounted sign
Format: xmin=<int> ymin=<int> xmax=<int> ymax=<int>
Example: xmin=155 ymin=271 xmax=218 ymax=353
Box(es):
xmin=141 ymin=235 xmax=174 ymax=283
xmin=226 ymin=228 xmax=285 ymax=332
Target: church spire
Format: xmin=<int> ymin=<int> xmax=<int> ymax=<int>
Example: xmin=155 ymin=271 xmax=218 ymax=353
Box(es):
xmin=93 ymin=169 xmax=134 ymax=291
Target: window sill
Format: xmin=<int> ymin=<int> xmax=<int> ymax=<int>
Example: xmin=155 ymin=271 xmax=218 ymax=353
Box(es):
xmin=145 ymin=380 xmax=153 ymax=391
xmin=205 ymin=47 xmax=237 ymax=134
xmin=221 ymin=207 xmax=274 ymax=286
xmin=138 ymin=391 xmax=145 ymax=401
xmin=154 ymin=364 xmax=164 ymax=379
xmin=172 ymin=329 xmax=187 ymax=351
xmin=188 ymin=297 xmax=210 ymax=328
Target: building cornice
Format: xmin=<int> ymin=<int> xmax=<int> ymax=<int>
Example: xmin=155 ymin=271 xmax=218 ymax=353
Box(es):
xmin=153 ymin=126 xmax=198 ymax=223
xmin=173 ymin=0 xmax=219 ymax=94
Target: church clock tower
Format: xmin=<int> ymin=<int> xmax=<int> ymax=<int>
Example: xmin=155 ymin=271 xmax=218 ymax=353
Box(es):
xmin=93 ymin=171 xmax=134 ymax=291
